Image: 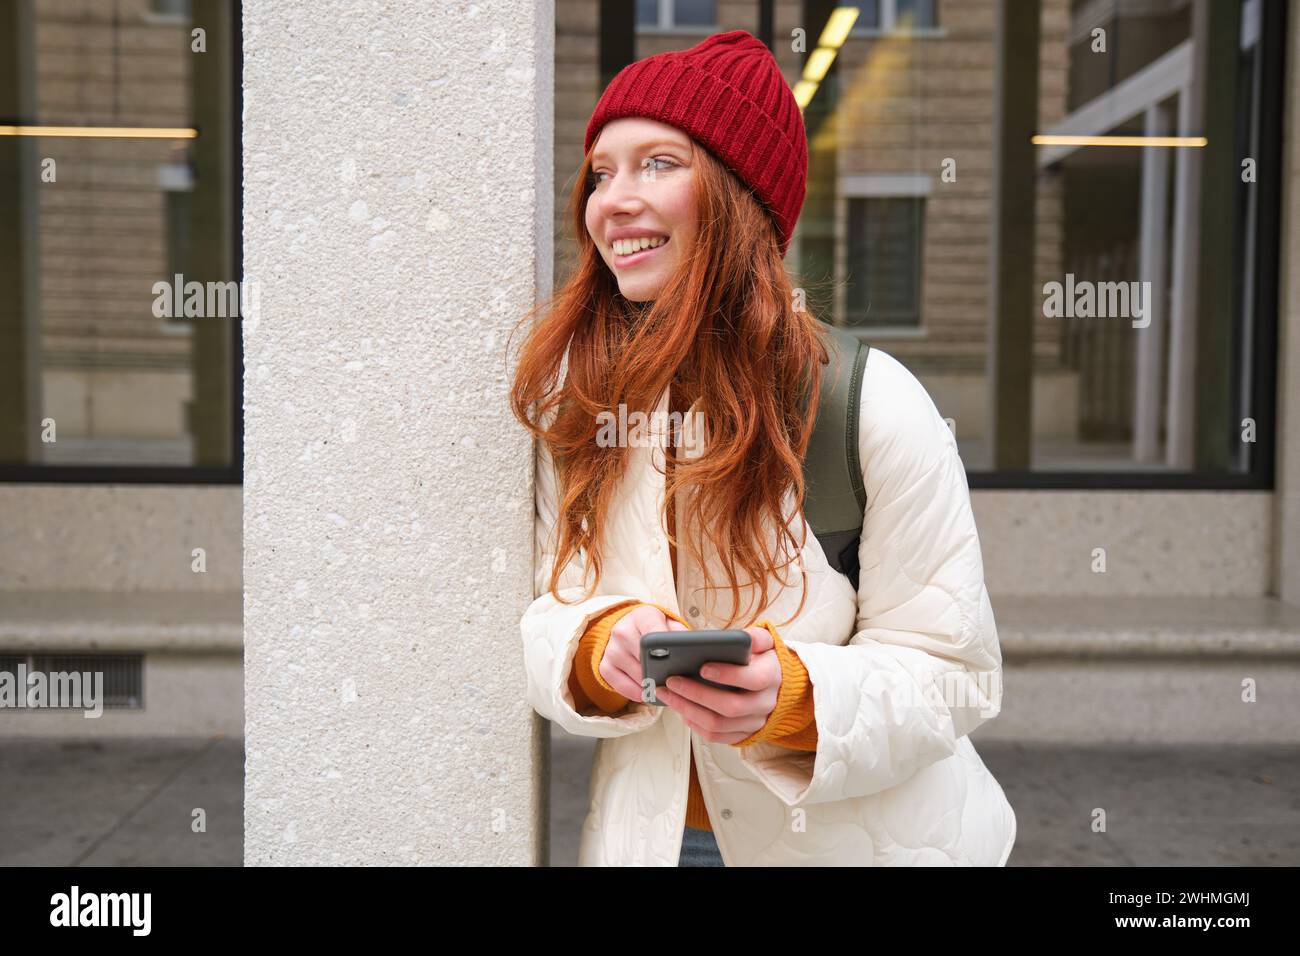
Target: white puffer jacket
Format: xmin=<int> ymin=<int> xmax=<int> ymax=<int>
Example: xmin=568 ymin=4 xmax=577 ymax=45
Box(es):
xmin=521 ymin=347 xmax=1017 ymax=866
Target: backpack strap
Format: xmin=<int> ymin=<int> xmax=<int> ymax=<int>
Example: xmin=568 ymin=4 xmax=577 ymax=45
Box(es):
xmin=801 ymin=322 xmax=869 ymax=591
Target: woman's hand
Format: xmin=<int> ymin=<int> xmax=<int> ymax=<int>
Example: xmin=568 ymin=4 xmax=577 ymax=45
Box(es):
xmin=598 ymin=604 xmax=691 ymax=704
xmin=654 ymin=626 xmax=781 ymax=744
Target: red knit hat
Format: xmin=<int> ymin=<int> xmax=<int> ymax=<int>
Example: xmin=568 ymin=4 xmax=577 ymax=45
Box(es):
xmin=584 ymin=29 xmax=808 ymax=258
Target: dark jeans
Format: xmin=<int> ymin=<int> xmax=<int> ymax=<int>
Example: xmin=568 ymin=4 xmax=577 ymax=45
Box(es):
xmin=677 ymin=825 xmax=725 ymax=866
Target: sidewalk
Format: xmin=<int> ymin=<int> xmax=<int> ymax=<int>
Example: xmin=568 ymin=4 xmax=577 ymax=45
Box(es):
xmin=1 ymin=734 xmax=1295 ymax=865
xmin=550 ymin=730 xmax=1300 ymax=866
xmin=0 ymin=736 xmax=243 ymax=866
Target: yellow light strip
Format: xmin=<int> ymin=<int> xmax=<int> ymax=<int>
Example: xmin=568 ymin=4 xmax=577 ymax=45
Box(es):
xmin=804 ymin=48 xmax=837 ymax=83
xmin=798 ymin=7 xmax=863 ymax=112
xmin=817 ymin=7 xmax=861 ymax=49
xmin=1032 ymin=134 xmax=1207 ymax=148
xmin=793 ymin=80 xmax=819 ymax=110
xmin=0 ymin=125 xmax=198 ymax=139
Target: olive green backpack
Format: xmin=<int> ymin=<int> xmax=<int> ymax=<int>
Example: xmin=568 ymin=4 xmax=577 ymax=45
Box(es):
xmin=801 ymin=322 xmax=870 ymax=591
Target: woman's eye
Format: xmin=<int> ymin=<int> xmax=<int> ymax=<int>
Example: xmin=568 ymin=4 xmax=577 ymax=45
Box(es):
xmin=590 ymin=157 xmax=675 ymax=186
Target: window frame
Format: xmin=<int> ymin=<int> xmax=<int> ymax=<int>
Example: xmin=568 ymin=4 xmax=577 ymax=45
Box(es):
xmin=841 ymin=174 xmax=931 ymax=340
xmin=847 ymin=0 xmax=945 ymax=38
xmin=635 ymin=0 xmax=719 ymax=35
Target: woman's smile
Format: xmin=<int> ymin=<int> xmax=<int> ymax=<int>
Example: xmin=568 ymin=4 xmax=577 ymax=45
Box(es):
xmin=612 ymin=235 xmax=670 ymax=268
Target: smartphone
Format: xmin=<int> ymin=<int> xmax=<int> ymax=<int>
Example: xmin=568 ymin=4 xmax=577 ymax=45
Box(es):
xmin=639 ymin=629 xmax=753 ymax=706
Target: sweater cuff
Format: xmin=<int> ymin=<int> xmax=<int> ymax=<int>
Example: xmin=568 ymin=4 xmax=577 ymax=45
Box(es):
xmin=570 ymin=601 xmax=641 ymax=713
xmin=570 ymin=601 xmax=693 ymax=713
xmin=733 ymin=620 xmax=818 ymax=750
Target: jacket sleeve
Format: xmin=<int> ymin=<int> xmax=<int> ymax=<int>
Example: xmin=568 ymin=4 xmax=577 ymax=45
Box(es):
xmin=737 ymin=349 xmax=1004 ymax=806
xmin=521 ymin=421 xmax=667 ymax=738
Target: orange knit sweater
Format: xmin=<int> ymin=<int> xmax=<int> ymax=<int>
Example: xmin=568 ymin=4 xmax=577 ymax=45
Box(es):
xmin=567 ymin=600 xmax=817 ymax=831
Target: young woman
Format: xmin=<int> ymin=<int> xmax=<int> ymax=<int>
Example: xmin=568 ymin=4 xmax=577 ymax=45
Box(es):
xmin=510 ymin=29 xmax=1016 ymax=866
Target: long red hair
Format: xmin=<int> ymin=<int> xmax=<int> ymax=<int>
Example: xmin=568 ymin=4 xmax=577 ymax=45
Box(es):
xmin=508 ymin=138 xmax=834 ymax=629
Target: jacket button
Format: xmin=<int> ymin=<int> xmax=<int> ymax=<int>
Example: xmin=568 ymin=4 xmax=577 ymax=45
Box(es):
xmin=721 ymin=808 xmax=733 ymax=819
xmin=688 ymin=606 xmax=700 ymax=618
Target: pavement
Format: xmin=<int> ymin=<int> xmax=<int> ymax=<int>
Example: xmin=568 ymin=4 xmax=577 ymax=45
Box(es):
xmin=550 ymin=731 xmax=1300 ymax=866
xmin=1 ymin=734 xmax=1296 ymax=865
xmin=0 ymin=736 xmax=243 ymax=866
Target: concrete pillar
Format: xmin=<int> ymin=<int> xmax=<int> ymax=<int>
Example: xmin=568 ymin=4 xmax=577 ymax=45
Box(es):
xmin=243 ymin=1 xmax=553 ymax=864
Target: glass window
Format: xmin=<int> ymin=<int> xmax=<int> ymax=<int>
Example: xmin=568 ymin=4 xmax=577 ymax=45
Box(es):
xmin=637 ymin=0 xmax=717 ymax=31
xmin=846 ymin=197 xmax=924 ymax=328
xmin=1013 ymin=0 xmax=1279 ymax=477
xmin=849 ymin=1 xmax=882 ymax=31
xmin=556 ymin=0 xmax=1283 ymax=486
xmin=808 ymin=0 xmax=1281 ymax=481
xmin=847 ymin=0 xmax=937 ymax=34
xmin=0 ymin=0 xmax=240 ymax=479
xmin=150 ymin=0 xmax=191 ymax=17
xmin=672 ymin=0 xmax=718 ymax=28
xmin=895 ymin=0 xmax=937 ymax=30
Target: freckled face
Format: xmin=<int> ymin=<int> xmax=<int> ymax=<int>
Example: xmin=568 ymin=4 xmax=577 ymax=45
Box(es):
xmin=585 ymin=117 xmax=697 ymax=303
